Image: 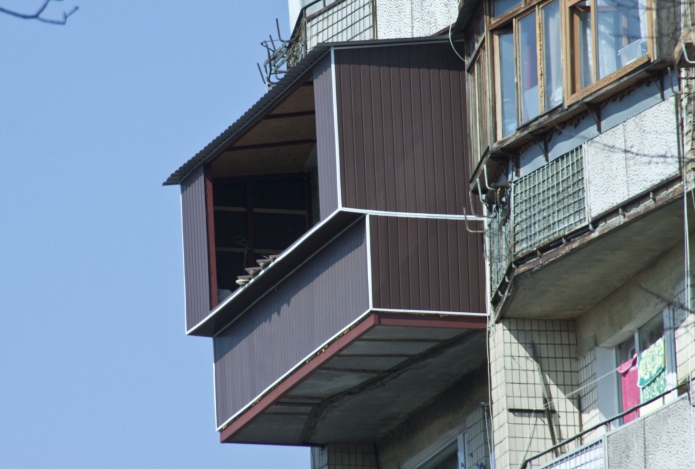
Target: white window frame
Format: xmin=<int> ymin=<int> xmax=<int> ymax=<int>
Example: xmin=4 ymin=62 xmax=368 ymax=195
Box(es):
xmin=602 ymin=308 xmax=677 ymax=427
xmin=415 ymin=432 xmax=468 ymax=469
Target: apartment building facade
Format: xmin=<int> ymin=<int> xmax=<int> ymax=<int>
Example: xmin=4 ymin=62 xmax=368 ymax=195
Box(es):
xmin=461 ymin=0 xmax=695 ymax=464
xmin=166 ymin=1 xmax=695 ymax=468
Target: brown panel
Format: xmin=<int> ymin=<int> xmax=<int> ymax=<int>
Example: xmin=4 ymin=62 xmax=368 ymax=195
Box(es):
xmin=205 ymin=166 xmax=218 ymax=308
xmin=334 ymin=43 xmax=471 ymax=216
xmin=361 ymin=48 xmax=377 ymax=212
xmin=369 ymin=215 xmax=485 ymax=313
xmin=180 ymin=165 xmax=211 ymax=330
xmin=214 ymin=220 xmax=369 ymax=427
xmin=312 ymin=55 xmax=339 ymax=220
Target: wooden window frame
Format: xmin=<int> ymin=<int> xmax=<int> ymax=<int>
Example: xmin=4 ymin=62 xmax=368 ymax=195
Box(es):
xmin=563 ymin=0 xmax=654 ymax=105
xmin=490 ymin=0 xmax=560 ymax=140
xmin=465 ymin=4 xmax=491 ymax=170
xmin=483 ymin=0 xmax=655 ymax=145
xmin=493 ymin=29 xmax=515 ymax=141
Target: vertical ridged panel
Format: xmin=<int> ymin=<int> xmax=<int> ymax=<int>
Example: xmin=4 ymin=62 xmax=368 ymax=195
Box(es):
xmin=335 ymin=43 xmax=469 ymax=215
xmin=213 ymin=219 xmax=369 ymax=426
xmin=180 ymin=165 xmax=211 ymax=330
xmin=313 ymin=55 xmax=339 ymax=220
xmin=369 ymin=216 xmax=485 ymax=313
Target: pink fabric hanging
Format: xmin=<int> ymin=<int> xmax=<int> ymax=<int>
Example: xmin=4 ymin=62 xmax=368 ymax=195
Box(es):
xmin=617 ymin=355 xmax=640 ymax=423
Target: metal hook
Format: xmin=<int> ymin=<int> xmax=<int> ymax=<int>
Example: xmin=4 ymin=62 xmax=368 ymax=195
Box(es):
xmin=668 ymin=67 xmax=683 ymax=96
xmin=463 ymin=205 xmax=486 ymax=233
xmin=476 ymin=178 xmax=487 ymax=207
xmin=681 ymin=38 xmax=695 ymax=65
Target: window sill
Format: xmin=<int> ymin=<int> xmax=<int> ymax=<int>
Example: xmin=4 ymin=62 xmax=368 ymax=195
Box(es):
xmin=566 ymin=55 xmax=651 ymax=106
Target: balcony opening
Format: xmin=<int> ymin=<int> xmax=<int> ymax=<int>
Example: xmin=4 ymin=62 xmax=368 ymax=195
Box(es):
xmin=212 ymin=172 xmax=315 ymax=299
xmin=204 ymin=80 xmax=320 ymax=303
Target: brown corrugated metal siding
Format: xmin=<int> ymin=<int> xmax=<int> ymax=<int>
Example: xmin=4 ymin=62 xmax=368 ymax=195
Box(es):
xmin=334 ymin=43 xmax=469 ymax=214
xmin=369 ymin=215 xmax=485 ymax=313
xmin=313 ymin=54 xmax=340 ymax=220
xmin=180 ymin=165 xmax=211 ymax=330
xmin=213 ymin=218 xmax=369 ymax=427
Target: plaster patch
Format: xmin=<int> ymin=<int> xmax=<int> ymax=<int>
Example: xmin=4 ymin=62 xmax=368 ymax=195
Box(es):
xmin=623 ymin=98 xmax=679 ymax=199
xmin=585 ymin=124 xmax=629 ymax=218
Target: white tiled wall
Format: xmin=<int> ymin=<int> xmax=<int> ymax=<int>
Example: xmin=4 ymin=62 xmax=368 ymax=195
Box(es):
xmin=490 ymin=319 xmax=581 ymax=469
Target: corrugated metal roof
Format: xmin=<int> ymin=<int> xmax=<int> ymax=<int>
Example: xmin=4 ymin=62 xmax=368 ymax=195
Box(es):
xmin=163 ymin=36 xmax=454 ymax=186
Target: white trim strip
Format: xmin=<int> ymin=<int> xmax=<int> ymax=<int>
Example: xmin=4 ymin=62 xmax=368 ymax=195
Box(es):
xmin=180 ymin=192 xmax=189 ymax=334
xmin=340 ymin=207 xmax=486 ymax=221
xmin=331 ymin=37 xmax=451 ymax=51
xmin=215 ymin=307 xmax=373 ymax=432
xmin=331 ymin=47 xmax=343 ymax=210
xmin=366 ymin=214 xmax=374 ymax=309
xmin=370 ymin=308 xmax=489 ymax=317
xmin=213 ymin=361 xmax=219 ymax=428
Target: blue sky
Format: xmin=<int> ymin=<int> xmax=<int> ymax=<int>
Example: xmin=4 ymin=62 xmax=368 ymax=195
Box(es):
xmin=0 ymin=1 xmax=309 ymax=467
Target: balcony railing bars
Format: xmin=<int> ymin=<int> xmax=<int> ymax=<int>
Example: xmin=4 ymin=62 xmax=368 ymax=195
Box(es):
xmin=535 ymin=439 xmax=604 ymax=469
xmin=486 ymin=146 xmax=588 ymax=291
xmin=520 ymin=383 xmax=687 ymax=469
xmin=488 ymin=207 xmax=512 ymax=295
xmin=258 ymin=0 xmax=374 ymax=87
xmin=512 ymin=146 xmax=588 ymax=257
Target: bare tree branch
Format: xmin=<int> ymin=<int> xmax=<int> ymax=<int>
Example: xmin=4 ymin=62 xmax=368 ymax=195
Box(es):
xmin=0 ymin=0 xmax=78 ymax=25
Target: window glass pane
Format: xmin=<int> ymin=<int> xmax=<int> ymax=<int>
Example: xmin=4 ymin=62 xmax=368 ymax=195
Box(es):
xmin=542 ymin=1 xmax=563 ymax=110
xmin=572 ymin=3 xmax=593 ymax=90
xmin=476 ymin=53 xmax=486 ymax=149
xmin=499 ymin=32 xmax=517 ymax=137
xmin=597 ymin=0 xmax=648 ymax=79
xmin=419 ymin=441 xmax=458 ymax=469
xmin=494 ymin=0 xmax=521 ymax=17
xmin=616 ymin=337 xmax=636 ymax=364
xmin=519 ymin=12 xmax=539 ymax=123
xmin=639 ymin=314 xmax=664 ymax=351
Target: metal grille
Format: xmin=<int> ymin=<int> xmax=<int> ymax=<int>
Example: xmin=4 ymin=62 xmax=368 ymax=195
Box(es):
xmin=536 ymin=440 xmax=604 ymax=469
xmin=512 ymin=146 xmax=587 ymax=256
xmin=306 ymin=0 xmax=374 ymax=50
xmin=488 ymin=211 xmax=512 ymax=295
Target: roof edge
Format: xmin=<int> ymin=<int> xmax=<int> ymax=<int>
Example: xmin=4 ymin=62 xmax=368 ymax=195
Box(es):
xmin=163 ymin=36 xmax=459 ymax=186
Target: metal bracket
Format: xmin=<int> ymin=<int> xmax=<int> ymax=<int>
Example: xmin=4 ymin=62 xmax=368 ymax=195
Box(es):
xmin=585 ymin=104 xmax=601 ymax=133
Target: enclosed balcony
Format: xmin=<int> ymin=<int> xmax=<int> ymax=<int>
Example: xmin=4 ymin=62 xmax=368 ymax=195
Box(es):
xmin=485 ymin=87 xmax=685 ymax=320
xmin=165 ymin=37 xmax=488 ymax=446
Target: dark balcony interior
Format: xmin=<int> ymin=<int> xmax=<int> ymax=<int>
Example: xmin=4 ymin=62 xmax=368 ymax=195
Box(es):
xmin=220 ymin=313 xmax=487 ymax=446
xmin=207 ymin=80 xmax=322 ymax=300
xmin=213 ymin=175 xmax=314 ymax=298
xmin=500 ymin=186 xmax=689 ymax=320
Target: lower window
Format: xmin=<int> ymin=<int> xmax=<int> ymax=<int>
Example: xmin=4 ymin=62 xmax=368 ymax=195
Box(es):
xmin=615 ymin=308 xmax=676 ymax=423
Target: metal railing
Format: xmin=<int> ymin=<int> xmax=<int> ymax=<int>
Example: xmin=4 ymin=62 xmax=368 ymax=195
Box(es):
xmin=258 ymin=0 xmax=374 ymax=87
xmin=488 ymin=209 xmax=512 ymax=295
xmin=520 ymin=384 xmax=686 ymax=469
xmin=536 ymin=439 xmax=604 ymax=469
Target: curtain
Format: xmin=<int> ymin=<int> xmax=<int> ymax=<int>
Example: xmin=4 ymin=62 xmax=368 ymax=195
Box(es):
xmin=617 ymin=355 xmax=640 ymax=423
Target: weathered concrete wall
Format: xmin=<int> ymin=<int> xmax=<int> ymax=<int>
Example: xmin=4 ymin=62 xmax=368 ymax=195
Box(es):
xmin=585 ymin=97 xmax=679 ymax=218
xmin=376 ymin=0 xmax=458 ymax=39
xmin=605 ymin=396 xmax=695 ymax=469
xmin=576 ymin=232 xmax=687 ymax=353
xmin=375 ymin=364 xmax=490 ymax=469
xmin=489 ymin=319 xmax=580 ymax=469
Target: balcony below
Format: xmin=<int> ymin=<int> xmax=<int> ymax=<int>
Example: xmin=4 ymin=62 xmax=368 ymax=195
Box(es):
xmin=530 ymin=394 xmax=695 ymax=469
xmin=208 ymin=214 xmax=486 ymax=445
